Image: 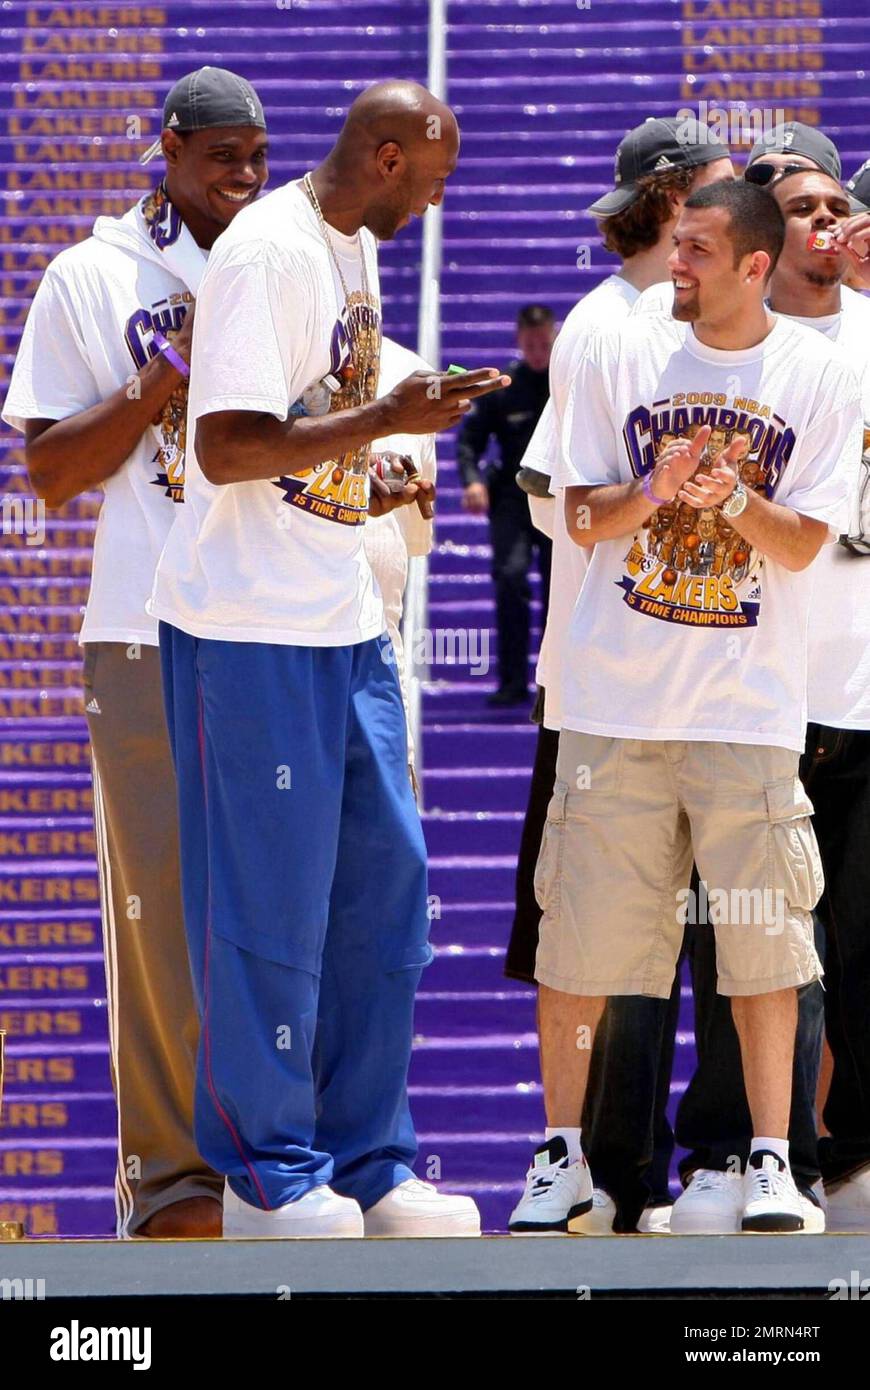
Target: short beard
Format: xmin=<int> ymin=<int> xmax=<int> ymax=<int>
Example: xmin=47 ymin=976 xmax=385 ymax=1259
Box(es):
xmin=672 ymin=293 xmax=700 ymax=321
xmin=804 ymin=265 xmax=844 ymax=289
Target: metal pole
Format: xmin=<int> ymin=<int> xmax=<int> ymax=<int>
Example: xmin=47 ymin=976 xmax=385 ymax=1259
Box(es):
xmin=405 ymin=0 xmax=448 ymax=810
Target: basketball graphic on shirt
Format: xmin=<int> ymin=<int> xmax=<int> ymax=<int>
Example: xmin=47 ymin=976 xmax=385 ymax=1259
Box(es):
xmin=150 ymin=365 xmax=188 ymax=504
xmin=622 ymin=395 xmax=795 ymax=628
xmin=274 ymin=294 xmax=382 ymax=527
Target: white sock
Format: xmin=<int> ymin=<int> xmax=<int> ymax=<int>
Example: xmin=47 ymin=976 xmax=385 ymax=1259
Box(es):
xmin=545 ymin=1126 xmax=582 ymax=1164
xmin=751 ymin=1136 xmax=790 ymax=1167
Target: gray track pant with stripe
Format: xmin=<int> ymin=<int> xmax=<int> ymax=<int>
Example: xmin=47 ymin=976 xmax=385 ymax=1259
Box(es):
xmin=84 ymin=641 xmax=223 ymax=1236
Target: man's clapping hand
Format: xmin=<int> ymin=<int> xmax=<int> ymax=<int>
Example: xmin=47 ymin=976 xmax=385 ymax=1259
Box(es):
xmin=677 ymin=433 xmax=743 ymax=510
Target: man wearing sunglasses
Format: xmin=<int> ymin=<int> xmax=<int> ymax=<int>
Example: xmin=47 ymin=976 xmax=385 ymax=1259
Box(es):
xmin=743 ymin=122 xmax=842 ymax=188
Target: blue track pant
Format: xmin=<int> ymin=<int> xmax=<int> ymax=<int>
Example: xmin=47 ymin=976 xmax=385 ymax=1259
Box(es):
xmin=159 ymin=623 xmax=432 ymax=1212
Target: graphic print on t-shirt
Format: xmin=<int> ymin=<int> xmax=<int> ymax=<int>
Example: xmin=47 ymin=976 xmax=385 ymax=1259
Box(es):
xmin=273 ymin=291 xmax=382 ymax=527
xmin=621 ymin=389 xmax=795 ymax=627
xmin=124 ymin=283 xmax=192 ymax=505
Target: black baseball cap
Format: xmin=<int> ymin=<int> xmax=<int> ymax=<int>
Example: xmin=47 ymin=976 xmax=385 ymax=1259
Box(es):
xmin=747 ymin=122 xmax=841 ymax=180
xmin=845 ymin=158 xmax=870 ymax=213
xmin=140 ymin=67 xmax=266 ymax=164
xmin=587 ymin=116 xmax=732 ymax=218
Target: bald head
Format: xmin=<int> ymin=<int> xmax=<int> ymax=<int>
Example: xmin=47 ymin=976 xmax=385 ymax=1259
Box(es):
xmin=339 ymin=80 xmax=458 ymax=156
xmin=324 ymin=80 xmax=459 ymax=240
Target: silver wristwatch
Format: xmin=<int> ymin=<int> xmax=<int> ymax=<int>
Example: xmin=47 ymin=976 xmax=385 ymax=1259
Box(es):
xmin=720 ymin=481 xmax=748 ymax=518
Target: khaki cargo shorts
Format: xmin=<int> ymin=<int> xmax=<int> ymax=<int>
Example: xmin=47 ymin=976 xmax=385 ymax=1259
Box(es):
xmin=534 ymin=732 xmax=824 ymax=999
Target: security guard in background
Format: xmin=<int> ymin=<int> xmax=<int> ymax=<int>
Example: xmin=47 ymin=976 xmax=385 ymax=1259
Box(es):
xmin=457 ymin=304 xmax=555 ymax=706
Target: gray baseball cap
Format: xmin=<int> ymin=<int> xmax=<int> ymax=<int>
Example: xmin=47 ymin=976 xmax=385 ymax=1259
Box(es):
xmin=845 ymin=158 xmax=870 ymax=213
xmin=140 ymin=67 xmax=266 ymax=165
xmin=588 ymin=116 xmax=732 ymax=218
xmin=747 ymin=122 xmax=841 ymax=180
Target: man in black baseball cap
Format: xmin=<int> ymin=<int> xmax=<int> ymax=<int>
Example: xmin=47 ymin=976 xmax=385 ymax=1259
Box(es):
xmin=845 ymin=157 xmax=870 ymax=213
xmin=587 ymin=115 xmax=732 ymax=217
xmin=745 ymin=121 xmax=842 ymax=184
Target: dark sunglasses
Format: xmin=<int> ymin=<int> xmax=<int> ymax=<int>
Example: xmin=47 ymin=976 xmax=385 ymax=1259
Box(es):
xmin=744 ymin=161 xmax=811 ymax=187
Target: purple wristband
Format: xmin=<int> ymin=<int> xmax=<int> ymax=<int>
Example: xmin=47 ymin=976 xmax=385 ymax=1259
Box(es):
xmin=152 ymin=331 xmax=190 ymax=378
xmin=642 ymin=472 xmax=670 ymax=507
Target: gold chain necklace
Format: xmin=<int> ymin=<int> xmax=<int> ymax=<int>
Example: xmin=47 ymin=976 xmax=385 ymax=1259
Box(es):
xmin=301 ymin=173 xmax=381 ymax=474
xmin=302 ymin=172 xmax=371 ymax=333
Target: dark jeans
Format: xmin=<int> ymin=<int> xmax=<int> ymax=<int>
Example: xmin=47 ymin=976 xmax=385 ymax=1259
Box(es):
xmin=505 ymin=715 xmax=558 ymax=983
xmin=582 ymin=979 xmax=682 ymax=1231
xmin=489 ymin=494 xmax=552 ymax=693
xmin=803 ymin=725 xmax=870 ymax=1183
xmin=505 ymin=715 xmax=677 ymax=1229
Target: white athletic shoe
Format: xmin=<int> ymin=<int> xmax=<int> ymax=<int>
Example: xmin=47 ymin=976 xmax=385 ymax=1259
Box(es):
xmin=567 ymin=1187 xmax=616 ymax=1235
xmin=741 ymin=1151 xmax=804 ymax=1233
xmin=825 ymin=1165 xmax=870 ymax=1232
xmin=670 ymin=1169 xmax=743 ymax=1234
xmin=223 ymin=1183 xmax=363 ymax=1238
xmin=363 ymin=1179 xmax=480 ymax=1237
xmin=797 ymin=1184 xmax=826 ymax=1234
xmin=637 ymin=1202 xmax=673 ymax=1234
xmin=508 ymin=1136 xmax=593 ymax=1235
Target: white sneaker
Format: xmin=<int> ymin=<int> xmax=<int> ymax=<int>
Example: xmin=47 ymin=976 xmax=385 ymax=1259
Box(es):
xmin=223 ymin=1183 xmax=363 ymax=1238
xmin=825 ymin=1164 xmax=870 ymax=1232
xmin=742 ymin=1151 xmax=804 ymax=1233
xmin=797 ymin=1184 xmax=825 ymax=1234
xmin=508 ymin=1136 xmax=593 ymax=1235
xmin=363 ymin=1179 xmax=480 ymax=1237
xmin=670 ymin=1169 xmax=742 ymax=1234
xmin=638 ymin=1202 xmax=672 ymax=1234
xmin=567 ymin=1186 xmax=616 ymax=1235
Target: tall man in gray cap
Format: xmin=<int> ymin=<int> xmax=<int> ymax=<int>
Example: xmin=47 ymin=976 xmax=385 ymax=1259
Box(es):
xmin=2 ymin=66 xmax=269 ymax=1238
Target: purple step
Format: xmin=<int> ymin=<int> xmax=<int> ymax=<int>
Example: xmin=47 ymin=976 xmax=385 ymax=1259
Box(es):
xmin=423 ymin=811 xmax=524 ymax=857
xmin=1 ymin=1045 xmax=112 ymax=1094
xmin=427 ymin=901 xmax=516 ymax=949
xmin=424 ymin=766 xmax=531 ymax=813
xmin=429 ymin=856 xmax=519 ymax=903
xmin=408 ymin=1033 xmax=540 ymax=1087
xmin=0 ymin=1189 xmax=115 ymax=1240
xmin=409 ymin=1083 xmax=544 ymax=1135
xmin=415 ymin=990 xmax=535 ymax=1038
xmin=427 ymin=946 xmax=514 ymax=992
xmin=0 ymin=774 xmax=93 ymax=819
xmin=411 ymin=1133 xmax=541 ymax=1187
xmin=0 ymin=998 xmax=108 ymax=1046
xmin=0 ymin=816 xmax=95 ymax=862
xmin=0 ymin=860 xmax=100 ymax=914
xmin=422 ymin=682 xmax=538 ymax=715
xmin=0 ymin=1092 xmax=116 ymax=1141
xmin=423 ymin=723 xmax=536 ymax=763
xmin=0 ymin=1137 xmax=116 ymax=1188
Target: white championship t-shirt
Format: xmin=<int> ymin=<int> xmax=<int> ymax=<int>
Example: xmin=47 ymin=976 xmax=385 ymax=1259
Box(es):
xmin=634 ymin=283 xmax=870 ymax=731
xmin=782 ymin=289 xmax=870 ymax=729
xmin=149 ymin=179 xmax=386 ymax=646
xmin=521 ymin=274 xmax=641 ymax=730
xmin=552 ymin=311 xmax=863 ymax=751
xmin=2 ymin=237 xmax=194 ymax=645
